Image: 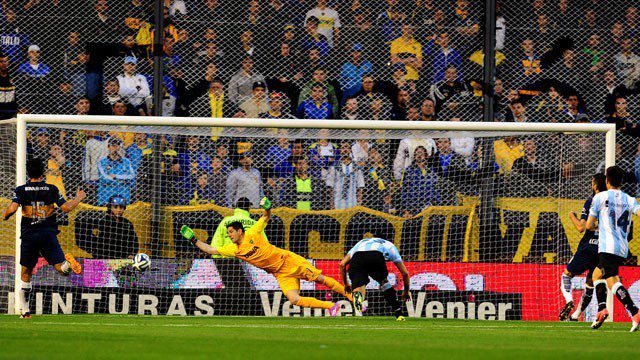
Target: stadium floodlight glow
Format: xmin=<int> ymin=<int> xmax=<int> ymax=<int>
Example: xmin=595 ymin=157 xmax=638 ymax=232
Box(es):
xmin=4 ymin=115 xmax=616 ymax=317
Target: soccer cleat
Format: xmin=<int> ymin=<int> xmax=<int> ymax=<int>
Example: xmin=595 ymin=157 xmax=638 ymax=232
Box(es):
xmin=558 ymin=301 xmax=574 ymax=321
xmin=353 ymin=291 xmax=364 ymax=313
xmin=20 ymin=312 xmax=31 ymax=319
xmin=329 ymin=302 xmax=340 ymax=317
xmin=631 ymin=312 xmax=640 ymax=332
xmin=65 ymin=253 xmax=82 ymax=274
xmin=396 ymin=315 xmax=406 ymax=322
xmin=591 ymin=309 xmax=609 ymax=330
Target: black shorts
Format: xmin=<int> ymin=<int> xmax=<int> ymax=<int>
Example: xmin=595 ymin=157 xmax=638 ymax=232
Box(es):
xmin=567 ymin=246 xmax=599 ymax=278
xmin=20 ymin=229 xmax=65 ymax=268
xmin=597 ymin=252 xmax=626 ymax=279
xmin=348 ymin=251 xmax=388 ymax=289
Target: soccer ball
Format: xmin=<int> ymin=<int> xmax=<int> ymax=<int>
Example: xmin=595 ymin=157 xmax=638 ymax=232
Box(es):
xmin=133 ymin=253 xmax=151 ymax=271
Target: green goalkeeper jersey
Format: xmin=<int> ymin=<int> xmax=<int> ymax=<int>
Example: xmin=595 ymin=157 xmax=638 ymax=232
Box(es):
xmin=210 ymin=208 xmax=267 ymax=258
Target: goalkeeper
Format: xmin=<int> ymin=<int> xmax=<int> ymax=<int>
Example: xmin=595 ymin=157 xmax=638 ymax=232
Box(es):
xmin=181 ymin=197 xmax=353 ymax=315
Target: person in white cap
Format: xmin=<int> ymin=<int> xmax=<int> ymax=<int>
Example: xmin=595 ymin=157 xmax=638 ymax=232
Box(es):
xmin=116 ymin=56 xmax=150 ymax=115
xmin=18 ymin=45 xmax=51 ymax=78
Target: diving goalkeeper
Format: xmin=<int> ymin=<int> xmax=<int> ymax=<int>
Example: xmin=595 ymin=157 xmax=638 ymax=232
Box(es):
xmin=180 ymin=197 xmax=353 ymax=315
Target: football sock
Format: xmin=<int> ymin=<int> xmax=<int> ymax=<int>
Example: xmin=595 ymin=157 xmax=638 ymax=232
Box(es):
xmin=322 ymin=276 xmax=352 ymax=301
xmin=594 ymin=280 xmax=608 ymax=312
xmin=60 ymin=261 xmax=71 ymax=276
xmin=20 ymin=281 xmax=32 ymax=314
xmin=572 ymin=286 xmax=594 ymax=319
xmin=612 ymin=282 xmax=639 ymax=316
xmin=296 ymin=297 xmax=334 ymax=309
xmin=382 ymin=288 xmax=401 ymax=317
xmin=561 ymin=274 xmax=573 ymax=303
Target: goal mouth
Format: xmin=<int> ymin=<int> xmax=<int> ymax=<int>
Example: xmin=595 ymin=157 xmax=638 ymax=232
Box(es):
xmin=0 ymin=116 xmax=616 ymax=319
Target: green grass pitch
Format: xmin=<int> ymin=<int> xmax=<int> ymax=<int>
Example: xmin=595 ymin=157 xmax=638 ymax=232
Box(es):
xmin=0 ymin=315 xmax=638 ymax=359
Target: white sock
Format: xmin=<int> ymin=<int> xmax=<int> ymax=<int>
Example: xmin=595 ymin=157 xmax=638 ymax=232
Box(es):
xmin=561 ymin=274 xmax=573 ymax=303
xmin=571 ymin=297 xmax=583 ymax=319
xmin=60 ymin=261 xmax=71 ymax=275
xmin=20 ymin=281 xmax=32 ymax=314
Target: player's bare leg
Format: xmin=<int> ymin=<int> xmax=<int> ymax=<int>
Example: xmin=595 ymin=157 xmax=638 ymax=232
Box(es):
xmin=284 ymin=289 xmax=341 ymax=315
xmin=315 ymin=274 xmax=353 ymax=302
xmin=559 ymin=270 xmax=574 ymax=321
xmin=18 ymin=266 xmax=33 ymax=318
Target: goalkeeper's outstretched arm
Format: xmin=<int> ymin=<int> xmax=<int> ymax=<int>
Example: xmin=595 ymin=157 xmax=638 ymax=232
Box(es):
xmin=181 ymin=226 xmax=221 ymax=255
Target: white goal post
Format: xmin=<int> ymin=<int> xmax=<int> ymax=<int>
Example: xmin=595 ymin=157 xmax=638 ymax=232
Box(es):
xmin=10 ymin=114 xmax=616 ymax=316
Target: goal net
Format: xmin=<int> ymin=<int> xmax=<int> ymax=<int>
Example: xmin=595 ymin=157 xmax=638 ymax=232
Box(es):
xmin=0 ymin=115 xmax=618 ymax=320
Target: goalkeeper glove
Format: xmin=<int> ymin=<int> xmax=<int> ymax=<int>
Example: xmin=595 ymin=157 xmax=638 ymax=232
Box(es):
xmin=259 ymin=197 xmax=271 ymax=210
xmin=180 ymin=225 xmax=197 ymax=245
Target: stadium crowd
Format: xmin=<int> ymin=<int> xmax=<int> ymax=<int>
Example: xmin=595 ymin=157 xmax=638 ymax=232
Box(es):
xmin=2 ymin=0 xmax=640 ymax=214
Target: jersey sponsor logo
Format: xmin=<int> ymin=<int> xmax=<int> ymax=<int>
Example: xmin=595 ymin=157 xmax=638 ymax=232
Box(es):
xmin=241 ymin=245 xmax=260 ymax=258
xmin=24 ymin=186 xmax=50 ymax=191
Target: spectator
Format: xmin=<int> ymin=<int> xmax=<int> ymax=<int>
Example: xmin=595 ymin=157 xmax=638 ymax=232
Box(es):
xmin=182 ymin=170 xmax=217 ymax=205
xmin=296 ymin=82 xmax=334 ymax=119
xmin=226 ymin=152 xmax=264 ymax=207
xmin=362 ymin=147 xmax=393 ymax=213
xmin=599 ymin=70 xmax=627 ymax=118
xmin=86 ymin=0 xmax=121 ymax=42
xmin=562 ymin=93 xmax=588 ymax=123
xmin=208 ymin=156 xmax=229 ymax=205
xmin=305 ymin=0 xmax=341 ymax=48
xmin=266 ymin=41 xmax=303 ymax=107
xmin=259 ymin=92 xmax=294 ymax=119
xmin=342 ymin=7 xmax=383 ymax=69
xmin=512 ymin=138 xmax=560 ymax=184
xmin=1 ymin=9 xmax=29 ymax=67
xmin=76 ymin=195 xmax=139 ymax=259
xmin=326 ymin=141 xmax=364 ymax=209
xmin=238 ymin=81 xmax=269 ymax=118
xmin=420 ymin=98 xmax=436 ymax=121
xmin=281 ymin=156 xmax=321 ymax=210
xmin=505 ymin=98 xmax=529 ymax=123
xmin=97 ymin=137 xmax=135 ymax=205
xmin=342 ymin=97 xmax=359 ymax=120
xmin=117 ymin=57 xmax=150 ymax=116
xmin=111 ymin=100 xmax=132 ymax=116
xmin=83 ymin=130 xmax=108 ymax=203
xmin=230 ymin=28 xmax=258 ymax=70
xmin=126 ymin=133 xmax=152 ymax=174
xmin=264 ymin=135 xmax=291 ymax=172
xmin=390 ymin=22 xmax=423 ymax=82
xmin=18 ymin=45 xmax=51 ymax=79
xmin=493 ymin=136 xmax=524 ymax=175
xmin=29 ymin=128 xmax=51 ymax=159
xmin=511 ymin=38 xmax=542 ymax=90
xmin=429 ymin=137 xmax=475 ymax=186
xmin=340 ymin=44 xmax=373 ymax=101
xmin=377 ymin=0 xmax=404 ymax=44
xmin=274 ymin=139 xmax=305 ymax=179
xmin=299 ymin=16 xmax=330 ymax=58
xmin=615 ymin=37 xmax=640 ymax=88
xmin=429 ymin=67 xmax=471 ymax=114
xmin=399 ymin=146 xmax=439 ymax=217
xmin=425 ymin=32 xmax=462 ymax=84
xmin=228 ymin=57 xmax=266 ymax=104
xmin=391 ymin=89 xmax=410 ymax=120
xmin=607 ymin=96 xmax=631 ymax=130
xmin=177 ymin=135 xmax=212 ymax=182
xmin=451 ymin=0 xmax=479 ymax=54
xmin=308 ymin=132 xmax=338 ymax=180
xmin=46 ymin=145 xmax=68 ymax=197
xmin=351 ymin=137 xmax=372 ymax=166
xmin=0 ymin=52 xmax=17 ymax=119
xmin=393 ymin=134 xmax=436 ymax=181
xmin=298 ymin=67 xmax=339 ymax=114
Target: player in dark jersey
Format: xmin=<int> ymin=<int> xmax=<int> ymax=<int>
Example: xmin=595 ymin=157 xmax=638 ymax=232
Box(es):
xmin=558 ymin=173 xmax=607 ymax=321
xmin=3 ymin=158 xmax=86 ymax=318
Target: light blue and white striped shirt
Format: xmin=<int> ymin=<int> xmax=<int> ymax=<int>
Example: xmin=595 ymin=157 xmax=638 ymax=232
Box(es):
xmin=348 ymin=238 xmax=402 ymax=263
xmin=589 ymin=189 xmax=640 ymax=257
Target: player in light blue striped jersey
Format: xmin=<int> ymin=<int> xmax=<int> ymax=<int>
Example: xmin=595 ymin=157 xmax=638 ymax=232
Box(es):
xmin=586 ymin=166 xmax=640 ymax=331
xmin=339 ymin=238 xmax=411 ymax=321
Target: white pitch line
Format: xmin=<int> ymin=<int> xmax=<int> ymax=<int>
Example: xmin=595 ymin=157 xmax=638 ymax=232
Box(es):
xmin=0 ymin=321 xmax=601 ymax=333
